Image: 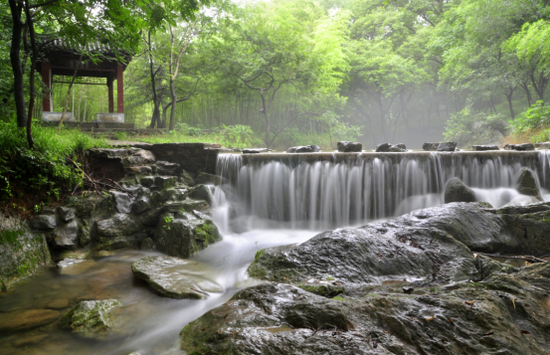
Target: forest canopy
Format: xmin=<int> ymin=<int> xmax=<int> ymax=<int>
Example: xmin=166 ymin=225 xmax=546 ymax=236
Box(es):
xmin=2 ymin=0 xmax=550 ymax=149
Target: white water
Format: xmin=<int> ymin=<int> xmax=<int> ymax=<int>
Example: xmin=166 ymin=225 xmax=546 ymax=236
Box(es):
xmin=216 ymin=151 xmax=550 ymax=229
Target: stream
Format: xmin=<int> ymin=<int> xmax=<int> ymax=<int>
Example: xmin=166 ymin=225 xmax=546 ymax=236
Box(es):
xmin=2 ymin=150 xmax=550 ymax=354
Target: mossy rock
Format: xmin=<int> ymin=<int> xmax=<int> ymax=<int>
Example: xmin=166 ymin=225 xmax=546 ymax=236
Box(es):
xmin=59 ymin=299 xmax=122 ymax=338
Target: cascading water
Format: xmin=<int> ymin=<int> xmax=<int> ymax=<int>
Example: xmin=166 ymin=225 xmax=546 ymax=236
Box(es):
xmin=215 ymin=151 xmax=550 ymax=229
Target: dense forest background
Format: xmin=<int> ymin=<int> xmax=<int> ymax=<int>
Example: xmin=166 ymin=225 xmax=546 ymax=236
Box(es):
xmin=2 ymin=0 xmax=550 ymax=150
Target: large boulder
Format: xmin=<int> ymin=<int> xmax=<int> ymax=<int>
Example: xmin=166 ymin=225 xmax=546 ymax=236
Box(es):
xmin=59 ymin=299 xmax=122 ymax=338
xmin=51 ymin=220 xmax=79 ymax=249
xmin=121 ymin=149 xmax=156 ymax=169
xmin=131 ymin=256 xmax=222 ymax=299
xmin=515 ymin=167 xmax=543 ymax=200
xmin=248 ymin=202 xmax=550 ymax=291
xmin=437 ymin=141 xmax=457 ymax=151
xmin=472 ymin=145 xmax=499 ymax=151
xmin=1 ymin=215 xmax=51 ymax=290
xmin=337 ymin=141 xmax=362 ymax=152
xmin=155 ymin=213 xmax=220 ymax=258
xmin=375 ymin=143 xmax=407 ymax=152
xmin=422 ymin=142 xmax=440 ymax=151
xmin=195 ymin=172 xmax=224 ymax=185
xmin=56 ymin=206 xmax=75 ymax=222
xmin=504 ymin=143 xmax=535 ymax=151
xmin=111 ymin=191 xmax=133 ymax=214
xmin=286 ymin=145 xmax=321 ymax=153
xmin=444 ymin=178 xmax=477 ymax=203
xmin=155 ymin=160 xmax=180 ymax=175
xmin=96 ymin=213 xmax=139 ymax=238
xmin=31 ymin=215 xmax=56 ymax=230
xmin=181 ymin=263 xmax=550 ymax=355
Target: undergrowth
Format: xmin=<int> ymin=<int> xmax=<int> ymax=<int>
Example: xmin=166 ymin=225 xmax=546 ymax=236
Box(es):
xmin=0 ymin=122 xmax=107 ymax=216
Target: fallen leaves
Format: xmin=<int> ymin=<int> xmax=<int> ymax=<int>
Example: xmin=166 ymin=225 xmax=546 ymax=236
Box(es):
xmin=520 ymin=330 xmax=531 ymax=335
xmin=483 ymin=330 xmax=494 ymax=336
xmin=425 ymin=315 xmax=435 ymax=322
xmin=465 ymin=300 xmax=476 ymax=306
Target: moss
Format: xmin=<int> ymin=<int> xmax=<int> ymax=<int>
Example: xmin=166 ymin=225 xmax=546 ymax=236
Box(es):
xmin=0 ymin=229 xmax=25 ymax=245
xmin=195 ymin=221 xmax=219 ymax=247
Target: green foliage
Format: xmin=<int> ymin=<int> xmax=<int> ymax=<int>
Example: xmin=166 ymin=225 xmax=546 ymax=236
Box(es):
xmin=509 ymin=101 xmax=550 ymax=133
xmin=443 ymin=107 xmax=509 ymax=147
xmin=0 ymin=122 xmax=107 ymax=201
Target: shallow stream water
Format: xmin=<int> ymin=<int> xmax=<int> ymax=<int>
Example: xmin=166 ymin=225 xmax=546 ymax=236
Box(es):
xmin=0 ymin=228 xmax=317 ymax=355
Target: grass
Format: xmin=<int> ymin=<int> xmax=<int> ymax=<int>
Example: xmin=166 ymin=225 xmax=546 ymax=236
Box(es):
xmin=0 ymin=121 xmax=108 ymax=215
xmin=503 ymin=127 xmax=550 ymax=145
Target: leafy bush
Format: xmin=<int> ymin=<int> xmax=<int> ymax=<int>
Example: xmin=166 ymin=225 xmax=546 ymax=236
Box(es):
xmin=443 ymin=107 xmax=508 ymax=147
xmin=509 ymin=101 xmax=550 ymax=133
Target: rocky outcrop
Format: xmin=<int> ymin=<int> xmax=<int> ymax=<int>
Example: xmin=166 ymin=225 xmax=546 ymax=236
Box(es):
xmin=181 ymin=263 xmax=550 ymax=355
xmin=504 ymin=143 xmax=535 ymax=151
xmin=337 ymin=141 xmax=362 ymax=152
xmin=131 ymin=256 xmax=222 ymax=299
xmin=444 ymin=178 xmax=477 ymax=203
xmin=286 ymin=145 xmax=321 ymax=153
xmin=0 ymin=215 xmax=51 ymax=290
xmin=181 ymin=202 xmax=550 ymax=355
xmin=515 ymin=167 xmax=543 ymax=200
xmin=375 ymin=143 xmax=407 ymax=152
xmin=59 ymin=299 xmax=122 ymax=338
xmin=472 ymin=144 xmax=499 ymax=151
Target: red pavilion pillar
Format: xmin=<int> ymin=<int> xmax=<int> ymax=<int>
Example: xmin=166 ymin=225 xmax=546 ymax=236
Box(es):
xmin=41 ymin=62 xmax=52 ymax=112
xmin=107 ymin=76 xmax=114 ymax=113
xmin=117 ymin=64 xmax=124 ymax=113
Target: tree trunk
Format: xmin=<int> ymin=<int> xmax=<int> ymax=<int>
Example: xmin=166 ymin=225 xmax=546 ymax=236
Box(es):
xmin=169 ymin=79 xmax=177 ymax=130
xmin=504 ymin=87 xmax=516 ymax=119
xmin=9 ymin=0 xmax=26 ymax=128
xmin=520 ymin=81 xmax=533 ymax=106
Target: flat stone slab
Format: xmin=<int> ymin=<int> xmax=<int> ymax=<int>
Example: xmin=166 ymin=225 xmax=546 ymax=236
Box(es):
xmin=0 ymin=309 xmax=61 ymax=332
xmin=131 ymin=255 xmax=222 ymax=299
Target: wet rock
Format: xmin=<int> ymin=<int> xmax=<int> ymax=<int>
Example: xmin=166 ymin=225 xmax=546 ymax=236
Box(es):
xmin=87 ymin=148 xmax=138 ymax=159
xmin=140 ymin=237 xmax=154 ymax=250
xmin=336 ymin=141 xmax=362 ymax=152
xmin=154 ymin=176 xmax=177 ymax=189
xmin=138 ymin=206 xmax=165 ymax=227
xmin=139 ymin=176 xmax=154 ymax=187
xmin=181 ymin=169 xmax=195 ymax=186
xmin=131 ymin=255 xmax=222 ymax=299
xmin=155 ymin=160 xmax=180 ymax=175
xmin=504 ymin=143 xmax=535 ymax=151
xmin=444 ymin=178 xmax=477 ymax=203
xmin=437 ymin=141 xmax=457 ymax=151
xmin=242 ymin=148 xmax=270 ymax=154
xmin=132 ymin=193 xmax=151 ymax=214
xmin=59 ymin=299 xmax=122 ymax=338
xmin=96 ymin=213 xmax=139 ymax=238
xmin=97 ymin=233 xmax=145 ymax=250
xmin=535 ymin=142 xmax=550 ymax=149
xmin=0 ymin=215 xmax=51 ymax=289
xmin=58 ymin=258 xmax=85 ymax=269
xmin=249 ymin=202 xmax=550 ymax=289
xmin=51 ymin=220 xmax=79 ymax=249
xmin=111 ymin=191 xmax=133 ymax=214
xmin=188 ymin=185 xmax=213 ymax=205
xmin=67 ymin=193 xmax=113 ymax=219
xmin=195 ymin=172 xmax=224 ymax=185
xmin=155 ymin=214 xmax=220 ymax=258
xmin=375 ymin=143 xmax=407 ymax=152
xmin=422 ymin=142 xmax=440 ymax=151
xmin=31 ymin=215 xmax=56 ymax=230
xmin=181 ymin=262 xmax=550 ymax=355
xmin=286 ymin=145 xmax=321 ymax=153
xmin=472 ymin=145 xmax=499 ymax=151
xmin=0 ymin=309 xmax=61 ymax=332
xmin=56 ymin=206 xmax=75 ymax=222
xmin=121 ymin=149 xmax=156 ymax=168
xmin=78 ymin=220 xmax=92 ymax=247
xmin=125 ymin=166 xmax=153 ymax=175
xmin=515 ymin=167 xmax=543 ymax=200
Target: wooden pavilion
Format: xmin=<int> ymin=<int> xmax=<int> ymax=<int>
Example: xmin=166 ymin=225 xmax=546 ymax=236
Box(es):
xmin=37 ymin=38 xmax=132 ymax=123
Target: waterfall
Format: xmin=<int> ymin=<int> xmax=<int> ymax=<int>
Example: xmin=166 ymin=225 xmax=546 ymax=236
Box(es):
xmin=214 ymin=151 xmax=550 ymax=230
